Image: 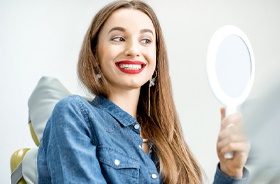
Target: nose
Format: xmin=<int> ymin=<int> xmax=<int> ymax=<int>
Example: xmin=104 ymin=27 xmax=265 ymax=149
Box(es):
xmin=124 ymin=39 xmax=140 ymax=57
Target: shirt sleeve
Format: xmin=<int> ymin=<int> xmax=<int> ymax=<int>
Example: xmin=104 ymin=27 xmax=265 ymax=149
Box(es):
xmin=213 ymin=163 xmax=249 ymax=184
xmin=39 ymin=96 xmax=107 ymax=183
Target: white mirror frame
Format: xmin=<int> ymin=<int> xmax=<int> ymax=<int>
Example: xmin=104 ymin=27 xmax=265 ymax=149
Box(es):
xmin=207 ymin=25 xmax=255 ymax=115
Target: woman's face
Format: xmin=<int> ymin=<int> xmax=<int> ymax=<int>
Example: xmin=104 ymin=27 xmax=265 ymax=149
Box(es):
xmin=97 ymin=8 xmax=156 ymax=94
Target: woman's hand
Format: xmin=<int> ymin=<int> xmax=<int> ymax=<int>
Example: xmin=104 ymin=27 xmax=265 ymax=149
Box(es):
xmin=216 ymin=107 xmax=250 ymax=178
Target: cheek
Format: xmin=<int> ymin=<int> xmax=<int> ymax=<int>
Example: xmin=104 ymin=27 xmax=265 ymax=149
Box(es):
xmin=97 ymin=44 xmax=110 ymax=67
xmin=146 ymin=50 xmax=157 ymax=78
xmin=148 ymin=48 xmax=157 ymax=67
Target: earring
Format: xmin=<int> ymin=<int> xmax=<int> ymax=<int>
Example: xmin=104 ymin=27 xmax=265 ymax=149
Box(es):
xmin=149 ymin=71 xmax=157 ymax=87
xmin=96 ymin=64 xmax=102 ymax=79
xmin=148 ymin=71 xmax=157 ymax=116
xmin=96 ymin=74 xmax=101 ymax=79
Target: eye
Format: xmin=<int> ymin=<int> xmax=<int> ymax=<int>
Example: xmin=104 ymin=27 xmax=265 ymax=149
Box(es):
xmin=111 ymin=36 xmax=125 ymax=42
xmin=140 ymin=38 xmax=152 ymax=44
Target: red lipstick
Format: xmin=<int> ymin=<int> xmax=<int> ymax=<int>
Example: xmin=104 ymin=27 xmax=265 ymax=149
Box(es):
xmin=115 ymin=60 xmax=146 ymax=74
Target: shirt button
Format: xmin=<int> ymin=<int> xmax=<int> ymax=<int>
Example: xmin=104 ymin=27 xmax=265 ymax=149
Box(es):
xmin=134 ymin=123 xmax=140 ymax=129
xmin=114 ymin=159 xmax=120 ymax=166
xmin=151 ymin=173 xmax=157 ymax=179
xmin=139 ymin=145 xmax=142 ymax=149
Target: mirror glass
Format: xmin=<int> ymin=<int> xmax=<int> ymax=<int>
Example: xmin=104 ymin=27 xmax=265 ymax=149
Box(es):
xmin=216 ymin=35 xmax=251 ymax=98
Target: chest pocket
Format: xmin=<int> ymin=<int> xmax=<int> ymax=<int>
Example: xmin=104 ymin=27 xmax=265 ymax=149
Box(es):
xmin=97 ymin=147 xmax=140 ymax=183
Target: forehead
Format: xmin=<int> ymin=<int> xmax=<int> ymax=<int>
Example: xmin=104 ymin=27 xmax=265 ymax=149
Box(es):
xmin=102 ymin=8 xmax=155 ymax=33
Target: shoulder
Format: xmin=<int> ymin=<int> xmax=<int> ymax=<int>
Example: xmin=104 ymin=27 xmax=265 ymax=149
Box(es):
xmin=55 ymin=95 xmax=89 ymax=108
xmin=52 ymin=95 xmax=93 ymax=117
xmin=47 ymin=95 xmax=98 ymax=132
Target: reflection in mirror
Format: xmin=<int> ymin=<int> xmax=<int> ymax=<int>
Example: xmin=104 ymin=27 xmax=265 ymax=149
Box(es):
xmin=216 ymin=35 xmax=251 ymax=98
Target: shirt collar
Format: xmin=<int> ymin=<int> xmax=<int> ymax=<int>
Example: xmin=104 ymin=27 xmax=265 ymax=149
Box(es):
xmin=91 ymin=96 xmax=137 ymax=127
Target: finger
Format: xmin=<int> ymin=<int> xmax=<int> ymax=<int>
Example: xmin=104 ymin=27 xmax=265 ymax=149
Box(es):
xmin=218 ymin=123 xmax=240 ymax=142
xmin=217 ymin=132 xmax=246 ymax=149
xmin=218 ymin=141 xmax=250 ymax=156
xmin=220 ymin=112 xmax=243 ymax=130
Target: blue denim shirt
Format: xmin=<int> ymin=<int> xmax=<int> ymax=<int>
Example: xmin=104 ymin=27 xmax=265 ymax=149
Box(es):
xmin=37 ymin=95 xmax=248 ymax=183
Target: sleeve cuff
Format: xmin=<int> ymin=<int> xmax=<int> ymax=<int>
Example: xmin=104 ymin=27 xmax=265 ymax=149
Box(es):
xmin=213 ymin=163 xmax=249 ymax=184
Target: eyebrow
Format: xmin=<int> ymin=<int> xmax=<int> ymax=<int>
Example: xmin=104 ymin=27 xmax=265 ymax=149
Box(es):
xmin=140 ymin=29 xmax=154 ymax=35
xmin=108 ymin=27 xmax=125 ymax=34
xmin=108 ymin=27 xmax=154 ymax=35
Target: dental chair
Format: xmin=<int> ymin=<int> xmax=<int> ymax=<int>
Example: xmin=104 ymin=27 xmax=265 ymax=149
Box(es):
xmin=10 ymin=76 xmax=71 ymax=184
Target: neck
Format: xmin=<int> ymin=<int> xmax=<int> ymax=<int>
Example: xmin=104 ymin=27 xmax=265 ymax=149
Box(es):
xmin=108 ymin=88 xmax=140 ymax=118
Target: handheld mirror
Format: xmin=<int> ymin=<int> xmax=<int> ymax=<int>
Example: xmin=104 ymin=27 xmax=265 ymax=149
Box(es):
xmin=206 ymin=25 xmax=255 ymax=159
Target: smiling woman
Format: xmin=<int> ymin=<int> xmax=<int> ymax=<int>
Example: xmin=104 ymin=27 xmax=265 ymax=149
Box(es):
xmin=36 ymin=1 xmax=249 ymax=183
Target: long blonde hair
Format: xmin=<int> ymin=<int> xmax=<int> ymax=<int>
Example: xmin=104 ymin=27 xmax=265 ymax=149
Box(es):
xmin=78 ymin=1 xmax=203 ymax=183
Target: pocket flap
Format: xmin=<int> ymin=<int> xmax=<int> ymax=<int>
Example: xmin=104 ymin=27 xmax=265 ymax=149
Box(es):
xmin=98 ymin=147 xmax=140 ymax=169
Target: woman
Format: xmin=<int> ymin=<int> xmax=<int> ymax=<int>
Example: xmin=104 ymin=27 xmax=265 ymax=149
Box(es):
xmin=37 ymin=0 xmax=249 ymax=183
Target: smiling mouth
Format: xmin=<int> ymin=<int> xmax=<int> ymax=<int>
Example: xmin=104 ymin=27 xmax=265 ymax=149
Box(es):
xmin=115 ymin=60 xmax=146 ymax=74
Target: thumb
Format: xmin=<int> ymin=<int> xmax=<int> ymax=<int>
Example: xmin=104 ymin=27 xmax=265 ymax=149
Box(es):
xmin=220 ymin=107 xmax=226 ymax=120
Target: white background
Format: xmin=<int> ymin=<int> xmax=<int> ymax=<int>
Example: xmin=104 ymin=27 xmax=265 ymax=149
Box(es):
xmin=1 ymin=0 xmax=280 ymax=183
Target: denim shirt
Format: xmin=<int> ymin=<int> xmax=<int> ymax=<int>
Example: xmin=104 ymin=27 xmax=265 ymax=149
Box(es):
xmin=37 ymin=95 xmax=248 ymax=183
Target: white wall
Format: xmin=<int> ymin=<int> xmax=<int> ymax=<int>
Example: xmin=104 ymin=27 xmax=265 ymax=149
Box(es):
xmin=1 ymin=0 xmax=280 ymax=183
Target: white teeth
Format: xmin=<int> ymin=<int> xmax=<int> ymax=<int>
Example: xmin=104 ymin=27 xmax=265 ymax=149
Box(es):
xmin=119 ymin=64 xmax=142 ymax=70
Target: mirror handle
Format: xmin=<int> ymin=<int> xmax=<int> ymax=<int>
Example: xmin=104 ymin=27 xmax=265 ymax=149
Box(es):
xmin=224 ymin=106 xmax=237 ymax=159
